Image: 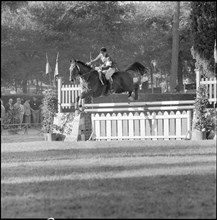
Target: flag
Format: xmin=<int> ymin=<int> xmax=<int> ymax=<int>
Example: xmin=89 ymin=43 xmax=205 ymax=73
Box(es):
xmin=54 ymin=52 xmax=59 ymax=78
xmin=214 ymin=39 xmax=217 ymax=63
xmin=45 ymin=52 xmax=52 ymax=75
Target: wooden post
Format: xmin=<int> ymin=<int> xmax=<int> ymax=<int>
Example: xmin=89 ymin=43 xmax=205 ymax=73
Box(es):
xmin=151 ymin=65 xmax=154 ymax=94
xmin=195 ymin=68 xmax=201 ymax=101
xmin=57 ymin=77 xmax=62 ymax=113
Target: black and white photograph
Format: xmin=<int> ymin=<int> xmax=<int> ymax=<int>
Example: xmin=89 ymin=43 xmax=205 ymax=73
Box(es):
xmin=1 ymin=1 xmax=216 ymax=219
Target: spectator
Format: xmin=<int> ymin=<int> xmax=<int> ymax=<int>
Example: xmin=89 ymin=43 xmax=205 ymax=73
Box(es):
xmin=1 ymin=99 xmax=6 ymax=133
xmin=19 ymin=99 xmax=25 ymax=127
xmin=13 ymin=98 xmax=22 ymax=126
xmin=23 ymin=99 xmax=31 ymax=128
xmin=5 ymin=98 xmax=14 ymax=116
xmin=30 ymin=97 xmax=42 ymax=127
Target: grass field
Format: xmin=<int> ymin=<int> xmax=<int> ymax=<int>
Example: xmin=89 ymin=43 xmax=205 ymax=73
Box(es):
xmin=1 ymin=139 xmax=216 ymax=218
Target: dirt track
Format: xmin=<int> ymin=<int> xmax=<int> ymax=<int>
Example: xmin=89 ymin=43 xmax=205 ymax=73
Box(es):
xmin=1 ymin=140 xmax=216 ymax=218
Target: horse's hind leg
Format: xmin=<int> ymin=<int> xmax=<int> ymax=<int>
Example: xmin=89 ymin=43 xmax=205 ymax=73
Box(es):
xmin=74 ymin=96 xmax=80 ymax=115
xmin=128 ymin=91 xmax=134 ymax=101
xmin=76 ymin=96 xmax=82 ymax=108
xmin=134 ymin=86 xmax=139 ymax=100
xmin=128 ymin=91 xmax=132 ymax=97
xmin=128 ymin=84 xmax=139 ymax=101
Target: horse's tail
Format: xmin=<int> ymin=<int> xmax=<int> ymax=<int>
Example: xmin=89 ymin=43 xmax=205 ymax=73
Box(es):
xmin=125 ymin=62 xmax=148 ymax=76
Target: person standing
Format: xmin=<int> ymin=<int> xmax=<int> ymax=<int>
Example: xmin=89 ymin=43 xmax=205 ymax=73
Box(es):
xmin=5 ymin=98 xmax=14 ymax=128
xmin=30 ymin=97 xmax=41 ymax=127
xmin=19 ymin=99 xmax=25 ymax=127
xmin=5 ymin=98 xmax=14 ymax=116
xmin=13 ymin=98 xmax=22 ymax=126
xmin=1 ymin=100 xmax=6 ymax=133
xmin=23 ymin=99 xmax=31 ymax=128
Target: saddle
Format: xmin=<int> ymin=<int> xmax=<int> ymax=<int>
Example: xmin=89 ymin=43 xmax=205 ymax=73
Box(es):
xmin=95 ymin=66 xmax=116 ymax=85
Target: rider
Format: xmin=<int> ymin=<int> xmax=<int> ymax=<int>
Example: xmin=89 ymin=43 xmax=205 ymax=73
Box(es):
xmin=88 ymin=47 xmax=117 ymax=93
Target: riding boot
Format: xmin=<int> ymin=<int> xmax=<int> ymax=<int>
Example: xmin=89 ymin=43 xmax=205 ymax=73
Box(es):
xmin=109 ymin=78 xmax=114 ymax=93
xmin=103 ymin=84 xmax=109 ymax=96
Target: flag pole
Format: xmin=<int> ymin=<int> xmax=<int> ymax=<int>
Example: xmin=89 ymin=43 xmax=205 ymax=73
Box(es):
xmin=49 ymin=72 xmax=52 ymax=88
xmin=214 ymin=39 xmax=216 ymax=109
xmin=54 ymin=51 xmax=59 ymax=87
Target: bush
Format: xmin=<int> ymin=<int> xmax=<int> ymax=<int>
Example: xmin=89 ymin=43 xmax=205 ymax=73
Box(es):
xmin=41 ymin=89 xmax=58 ymax=133
xmin=193 ymin=84 xmax=212 ymax=132
xmin=4 ymin=107 xmax=20 ymax=132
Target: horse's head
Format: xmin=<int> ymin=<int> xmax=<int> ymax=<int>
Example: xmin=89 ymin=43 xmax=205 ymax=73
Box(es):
xmin=69 ymin=58 xmax=92 ymax=82
xmin=69 ymin=59 xmax=80 ymax=82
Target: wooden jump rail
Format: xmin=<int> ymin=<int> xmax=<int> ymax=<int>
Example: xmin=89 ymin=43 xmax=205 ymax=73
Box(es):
xmin=84 ymin=100 xmax=195 ymax=112
xmin=84 ymin=100 xmax=195 ymax=108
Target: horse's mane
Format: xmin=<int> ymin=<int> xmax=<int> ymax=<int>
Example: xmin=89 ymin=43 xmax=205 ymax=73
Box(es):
xmin=75 ymin=60 xmax=98 ymax=80
xmin=125 ymin=62 xmax=148 ymax=75
xmin=76 ymin=60 xmax=92 ymax=69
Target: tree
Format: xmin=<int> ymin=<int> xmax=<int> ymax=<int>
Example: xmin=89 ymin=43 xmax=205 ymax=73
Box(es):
xmin=176 ymin=2 xmax=196 ymax=90
xmin=2 ymin=1 xmax=137 ymax=88
xmin=1 ymin=1 xmax=196 ymax=93
xmin=170 ymin=1 xmax=180 ymax=92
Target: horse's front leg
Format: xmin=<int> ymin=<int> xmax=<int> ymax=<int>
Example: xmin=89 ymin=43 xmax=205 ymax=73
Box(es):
xmin=134 ymin=85 xmax=139 ymax=100
xmin=75 ymin=95 xmax=84 ymax=112
xmin=74 ymin=96 xmax=81 ymax=115
xmin=74 ymin=95 xmax=85 ymax=115
xmin=77 ymin=90 xmax=93 ymax=112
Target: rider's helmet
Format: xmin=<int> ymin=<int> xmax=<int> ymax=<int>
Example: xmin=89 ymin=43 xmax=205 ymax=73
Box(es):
xmin=100 ymin=47 xmax=107 ymax=53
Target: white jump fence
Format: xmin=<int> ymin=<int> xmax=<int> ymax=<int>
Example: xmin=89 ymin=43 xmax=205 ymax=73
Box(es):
xmin=195 ymin=69 xmax=217 ymax=105
xmin=57 ymin=77 xmax=83 ymax=113
xmin=200 ymin=78 xmax=217 ymax=104
xmin=84 ymin=101 xmax=195 ymax=141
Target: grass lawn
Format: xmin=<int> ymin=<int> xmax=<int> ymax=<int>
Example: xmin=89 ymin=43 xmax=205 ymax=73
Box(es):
xmin=1 ymin=140 xmax=216 ymax=218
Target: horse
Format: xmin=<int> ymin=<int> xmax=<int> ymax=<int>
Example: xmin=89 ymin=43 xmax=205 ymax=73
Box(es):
xmin=69 ymin=58 xmax=148 ymax=109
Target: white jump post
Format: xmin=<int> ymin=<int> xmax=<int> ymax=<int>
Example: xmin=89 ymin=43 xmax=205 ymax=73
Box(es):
xmin=195 ymin=68 xmax=201 ymax=91
xmin=57 ymin=76 xmax=62 ymax=113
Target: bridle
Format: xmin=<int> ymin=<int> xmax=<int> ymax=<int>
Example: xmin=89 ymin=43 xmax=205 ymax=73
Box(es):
xmin=69 ymin=62 xmax=80 ymax=73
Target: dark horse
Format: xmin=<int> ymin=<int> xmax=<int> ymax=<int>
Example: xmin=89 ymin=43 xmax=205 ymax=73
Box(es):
xmin=69 ymin=58 xmax=148 ymax=108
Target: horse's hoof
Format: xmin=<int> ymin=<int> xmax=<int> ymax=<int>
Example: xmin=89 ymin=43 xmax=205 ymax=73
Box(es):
xmin=128 ymin=96 xmax=134 ymax=101
xmin=75 ymin=110 xmax=80 ymax=116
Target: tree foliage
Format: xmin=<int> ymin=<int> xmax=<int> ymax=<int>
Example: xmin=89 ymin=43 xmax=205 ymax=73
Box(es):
xmin=1 ymin=1 xmax=198 ymax=92
xmin=190 ymin=2 xmax=216 ymax=76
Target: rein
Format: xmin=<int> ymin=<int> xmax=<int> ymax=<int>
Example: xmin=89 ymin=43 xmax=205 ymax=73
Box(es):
xmin=76 ymin=65 xmax=94 ymax=92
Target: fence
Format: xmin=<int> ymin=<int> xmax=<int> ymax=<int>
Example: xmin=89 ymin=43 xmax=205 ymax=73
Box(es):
xmin=195 ymin=69 xmax=217 ymax=105
xmin=57 ymin=77 xmax=83 ymax=113
xmin=200 ymin=78 xmax=217 ymax=104
xmin=84 ymin=101 xmax=194 ymax=141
